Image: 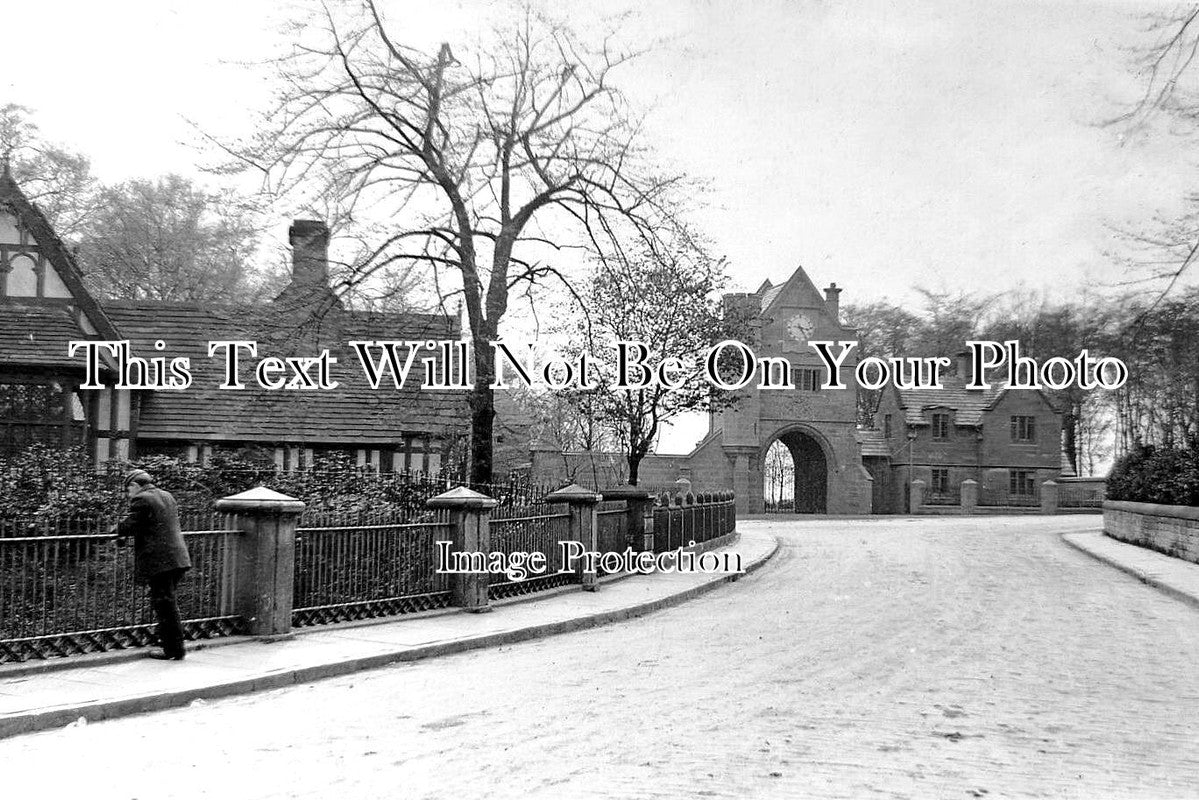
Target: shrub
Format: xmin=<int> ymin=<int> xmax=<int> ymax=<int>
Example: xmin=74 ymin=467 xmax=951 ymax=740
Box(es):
xmin=1107 ymin=444 xmax=1199 ymax=506
xmin=0 ymin=443 xmax=121 ymax=518
xmin=0 ymin=444 xmax=554 ymax=523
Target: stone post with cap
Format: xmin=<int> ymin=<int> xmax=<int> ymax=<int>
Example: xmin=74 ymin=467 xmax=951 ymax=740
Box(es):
xmin=427 ymin=486 xmax=497 ymax=612
xmin=546 ymin=483 xmax=602 ymax=592
xmin=960 ymin=479 xmax=978 ymax=514
xmin=910 ymin=478 xmax=926 ymax=514
xmin=600 ymin=486 xmax=656 ymax=553
xmin=215 ymin=486 xmax=306 ymax=637
xmin=1040 ymin=480 xmax=1058 ymax=515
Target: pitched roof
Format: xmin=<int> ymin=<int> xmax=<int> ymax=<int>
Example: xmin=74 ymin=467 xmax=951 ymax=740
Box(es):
xmin=0 ymin=303 xmax=94 ymax=369
xmin=0 ymin=170 xmax=121 ymax=343
xmin=102 ymin=300 xmax=469 ymax=445
xmin=894 ymin=377 xmax=1004 ymax=426
xmin=755 ymin=265 xmax=827 ymax=314
xmin=855 ymin=427 xmax=891 ymax=457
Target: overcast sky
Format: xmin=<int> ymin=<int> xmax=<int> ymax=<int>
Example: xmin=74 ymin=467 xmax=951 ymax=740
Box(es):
xmin=3 ymin=0 xmax=1191 ymax=450
xmin=2 ymin=0 xmax=1189 ymax=303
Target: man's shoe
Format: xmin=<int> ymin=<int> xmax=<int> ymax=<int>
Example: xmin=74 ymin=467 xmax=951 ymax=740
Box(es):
xmin=147 ymin=650 xmax=185 ymax=661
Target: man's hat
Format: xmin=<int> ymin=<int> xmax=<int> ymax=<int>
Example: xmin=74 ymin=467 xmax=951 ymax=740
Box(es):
xmin=123 ymin=469 xmax=152 ymax=488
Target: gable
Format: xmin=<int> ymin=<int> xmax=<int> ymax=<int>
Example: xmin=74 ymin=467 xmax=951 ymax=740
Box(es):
xmin=0 ymin=170 xmax=120 ymax=341
xmin=756 ymin=266 xmax=849 ymax=355
xmin=986 ymin=388 xmax=1060 ymax=421
xmin=0 ymin=172 xmax=123 ymax=373
xmin=759 ymin=265 xmax=829 ymax=316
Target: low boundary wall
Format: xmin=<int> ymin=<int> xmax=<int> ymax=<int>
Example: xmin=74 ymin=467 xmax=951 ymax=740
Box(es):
xmin=1103 ymin=500 xmax=1199 ymax=564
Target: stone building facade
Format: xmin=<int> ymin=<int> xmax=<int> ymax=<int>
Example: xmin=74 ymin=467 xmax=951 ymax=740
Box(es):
xmin=871 ymin=356 xmax=1066 ymax=512
xmin=524 ymin=266 xmax=876 ymax=514
xmin=519 ymin=266 xmax=1067 ymax=516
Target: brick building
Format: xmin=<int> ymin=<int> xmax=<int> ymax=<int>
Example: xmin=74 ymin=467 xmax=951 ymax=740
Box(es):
xmin=519 ymin=265 xmax=1067 ymax=515
xmin=523 ymin=266 xmax=876 ymax=514
xmin=0 ymin=171 xmax=467 ymax=470
xmin=870 ymin=355 xmax=1066 ymax=512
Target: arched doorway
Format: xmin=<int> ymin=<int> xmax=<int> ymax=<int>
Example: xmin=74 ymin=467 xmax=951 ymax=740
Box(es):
xmin=763 ymin=429 xmax=828 ymax=513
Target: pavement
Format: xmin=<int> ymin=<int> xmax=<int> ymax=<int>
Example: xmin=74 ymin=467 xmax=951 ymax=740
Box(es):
xmin=1063 ymin=528 xmax=1199 ymax=610
xmin=0 ymin=530 xmax=777 ymax=740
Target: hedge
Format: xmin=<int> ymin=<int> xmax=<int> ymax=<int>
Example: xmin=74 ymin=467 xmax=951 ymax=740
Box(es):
xmin=0 ymin=444 xmax=552 ymax=521
xmin=1106 ymin=444 xmax=1199 ymax=507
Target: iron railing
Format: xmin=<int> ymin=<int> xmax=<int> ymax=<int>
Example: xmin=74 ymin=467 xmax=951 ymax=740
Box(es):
xmin=290 ymin=510 xmax=454 ymax=627
xmin=653 ymin=493 xmax=737 ymax=554
xmin=978 ymin=486 xmax=1041 ymax=507
xmin=0 ymin=487 xmax=740 ymax=661
xmin=0 ymin=513 xmax=245 ymax=663
xmin=487 ymin=503 xmax=577 ymax=599
xmin=924 ymin=487 xmax=961 ymax=506
xmin=1058 ymin=483 xmax=1105 ymax=508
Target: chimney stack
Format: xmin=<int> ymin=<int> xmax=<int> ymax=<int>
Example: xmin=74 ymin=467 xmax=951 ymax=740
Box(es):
xmin=288 ymin=219 xmax=330 ymax=288
xmin=824 ymin=283 xmax=842 ymax=322
xmin=956 ymin=351 xmax=974 ymax=384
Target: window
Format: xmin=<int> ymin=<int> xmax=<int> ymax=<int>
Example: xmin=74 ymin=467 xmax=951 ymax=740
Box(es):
xmin=931 ymin=468 xmax=949 ymax=494
xmin=0 ymin=380 xmax=84 ymax=456
xmin=1011 ymin=415 xmax=1036 ymax=442
xmin=884 ymin=413 xmax=892 ymax=439
xmin=1010 ymin=470 xmax=1035 ymax=496
xmin=931 ymin=412 xmax=950 ymax=440
xmin=6 ymin=253 xmax=38 ymax=297
xmin=792 ymin=367 xmax=821 ymax=392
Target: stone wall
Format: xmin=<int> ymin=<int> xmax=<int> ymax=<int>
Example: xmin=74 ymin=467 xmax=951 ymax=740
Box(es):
xmin=528 ymin=449 xmax=707 ymax=493
xmin=1103 ymin=501 xmax=1199 ymax=564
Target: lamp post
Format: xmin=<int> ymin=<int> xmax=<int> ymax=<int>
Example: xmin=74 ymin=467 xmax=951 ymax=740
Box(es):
xmin=901 ymin=430 xmax=918 ymax=512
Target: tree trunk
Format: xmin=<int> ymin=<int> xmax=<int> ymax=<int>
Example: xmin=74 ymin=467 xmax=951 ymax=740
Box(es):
xmin=1063 ymin=405 xmax=1078 ymax=475
xmin=626 ymin=452 xmax=642 ymax=486
xmin=469 ymin=342 xmax=496 ymax=485
xmin=468 ymin=385 xmax=495 ymax=486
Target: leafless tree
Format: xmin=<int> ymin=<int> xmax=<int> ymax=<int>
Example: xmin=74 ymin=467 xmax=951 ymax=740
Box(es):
xmin=217 ymin=1 xmax=686 ymax=483
xmin=1110 ymin=5 xmax=1199 ymax=311
xmin=763 ymin=441 xmax=794 ymax=509
xmin=567 ymin=237 xmax=747 ymax=486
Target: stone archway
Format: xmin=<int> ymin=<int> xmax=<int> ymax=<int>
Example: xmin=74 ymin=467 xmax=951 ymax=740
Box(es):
xmin=762 ymin=427 xmax=831 ymax=514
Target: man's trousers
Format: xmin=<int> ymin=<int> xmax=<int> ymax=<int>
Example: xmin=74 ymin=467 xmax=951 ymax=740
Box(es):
xmin=147 ymin=567 xmax=188 ymax=657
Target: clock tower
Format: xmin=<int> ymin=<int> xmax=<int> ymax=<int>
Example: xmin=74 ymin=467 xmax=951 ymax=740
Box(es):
xmin=700 ymin=266 xmax=872 ymax=514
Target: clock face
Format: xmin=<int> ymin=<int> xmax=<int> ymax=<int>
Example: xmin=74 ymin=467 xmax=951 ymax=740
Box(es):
xmin=787 ymin=312 xmax=815 ymax=342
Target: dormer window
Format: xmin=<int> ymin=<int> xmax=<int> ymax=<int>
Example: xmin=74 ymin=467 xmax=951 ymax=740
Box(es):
xmin=932 ymin=412 xmax=950 ymax=440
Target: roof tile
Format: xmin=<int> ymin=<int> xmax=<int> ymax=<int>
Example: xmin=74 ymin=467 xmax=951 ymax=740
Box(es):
xmin=102 ymin=300 xmax=469 ymax=444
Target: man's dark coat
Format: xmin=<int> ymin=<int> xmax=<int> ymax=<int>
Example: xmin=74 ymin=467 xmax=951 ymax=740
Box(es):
xmin=115 ymin=485 xmax=192 ymax=578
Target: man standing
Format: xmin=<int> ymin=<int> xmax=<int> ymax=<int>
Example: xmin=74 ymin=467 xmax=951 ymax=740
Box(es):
xmin=114 ymin=469 xmax=192 ymax=661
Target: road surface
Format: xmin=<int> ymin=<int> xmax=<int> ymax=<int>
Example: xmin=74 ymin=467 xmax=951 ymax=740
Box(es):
xmin=5 ymin=516 xmax=1199 ymax=799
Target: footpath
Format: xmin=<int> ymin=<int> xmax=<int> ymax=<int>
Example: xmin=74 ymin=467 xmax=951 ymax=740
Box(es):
xmin=0 ymin=530 xmax=777 ymax=740
xmin=1063 ymin=529 xmax=1199 ymax=611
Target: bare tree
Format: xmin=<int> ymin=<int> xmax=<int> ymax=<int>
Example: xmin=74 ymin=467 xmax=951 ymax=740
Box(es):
xmin=568 ymin=238 xmax=746 ymax=486
xmin=1102 ymin=288 xmax=1199 ymax=452
xmin=219 ymin=1 xmax=685 ymax=483
xmin=763 ymin=440 xmax=794 ymax=510
xmin=841 ymin=289 xmax=993 ymax=425
xmin=1110 ymin=5 xmax=1199 ymax=308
